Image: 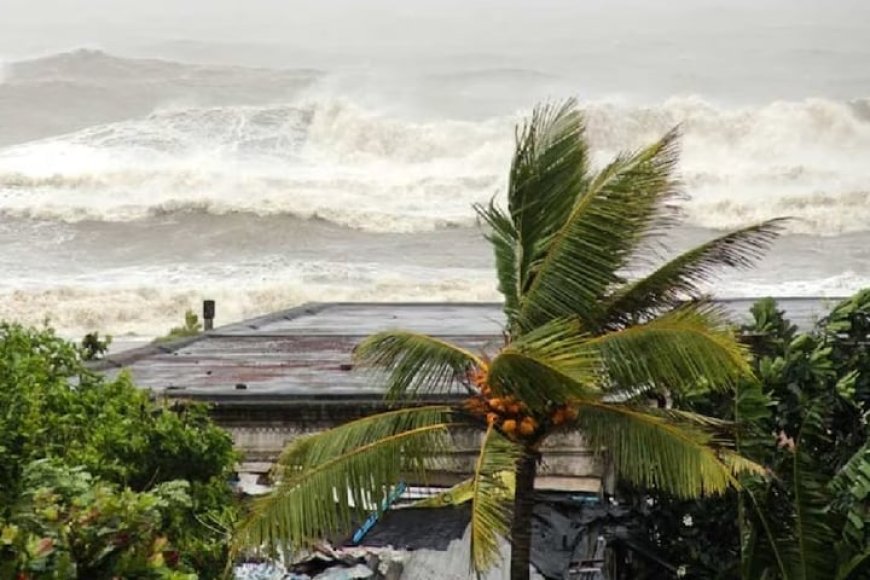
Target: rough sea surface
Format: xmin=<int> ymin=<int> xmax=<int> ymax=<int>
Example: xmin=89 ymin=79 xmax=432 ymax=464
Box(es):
xmin=2 ymin=4 xmax=869 ymax=338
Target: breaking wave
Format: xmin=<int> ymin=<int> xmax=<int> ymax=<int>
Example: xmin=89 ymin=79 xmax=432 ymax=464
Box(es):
xmin=0 ymin=101 xmax=511 ymax=232
xmin=1 ymin=92 xmax=870 ymax=234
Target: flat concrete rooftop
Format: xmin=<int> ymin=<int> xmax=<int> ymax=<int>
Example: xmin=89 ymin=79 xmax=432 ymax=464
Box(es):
xmin=96 ymin=298 xmax=839 ymax=401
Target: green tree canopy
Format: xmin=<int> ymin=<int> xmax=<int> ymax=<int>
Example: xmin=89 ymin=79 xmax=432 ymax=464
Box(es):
xmin=615 ymin=294 xmax=870 ymax=580
xmin=0 ymin=323 xmax=239 ymax=577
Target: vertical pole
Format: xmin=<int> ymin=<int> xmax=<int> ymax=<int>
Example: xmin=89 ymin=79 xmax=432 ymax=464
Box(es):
xmin=203 ymin=300 xmax=215 ymax=331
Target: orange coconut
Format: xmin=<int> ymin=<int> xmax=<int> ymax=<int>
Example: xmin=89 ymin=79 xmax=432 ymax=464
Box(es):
xmin=519 ymin=417 xmax=537 ymax=436
xmin=488 ymin=398 xmax=505 ymax=412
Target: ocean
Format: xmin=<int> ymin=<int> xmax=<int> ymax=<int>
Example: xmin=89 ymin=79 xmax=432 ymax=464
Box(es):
xmin=1 ymin=42 xmax=869 ymax=339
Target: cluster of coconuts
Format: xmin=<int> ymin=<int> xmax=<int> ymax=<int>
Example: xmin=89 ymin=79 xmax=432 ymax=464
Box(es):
xmin=464 ymin=368 xmax=578 ymax=440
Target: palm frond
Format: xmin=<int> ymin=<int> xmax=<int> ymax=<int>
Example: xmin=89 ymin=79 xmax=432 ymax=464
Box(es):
xmin=719 ymin=449 xmax=768 ymax=478
xmin=788 ymin=402 xmax=837 ymax=579
xmin=475 ymin=199 xmax=522 ymax=321
xmin=487 ymin=318 xmax=600 ymax=411
xmin=577 ymin=400 xmax=758 ymax=498
xmin=830 ymin=439 xmax=870 ymax=562
xmin=354 ymin=331 xmax=482 ymax=399
xmin=470 ymin=426 xmax=522 ymax=574
xmin=411 ymin=470 xmax=515 ymax=509
xmin=517 ymin=127 xmax=682 ymax=331
xmin=413 ymin=477 xmax=476 ymax=508
xmin=508 ymin=317 xmax=600 ymax=381
xmin=605 ymin=219 xmax=786 ymax=325
xmin=508 ymin=100 xmax=589 ymax=287
xmin=236 ymin=406 xmax=453 ymax=554
xmin=589 ymin=303 xmax=751 ymax=394
xmin=476 ymin=99 xmax=589 ymax=331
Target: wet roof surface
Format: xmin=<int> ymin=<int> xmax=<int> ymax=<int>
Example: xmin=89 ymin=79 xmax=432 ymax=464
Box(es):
xmin=99 ymin=303 xmax=503 ymax=399
xmin=98 ymin=299 xmax=837 ymax=399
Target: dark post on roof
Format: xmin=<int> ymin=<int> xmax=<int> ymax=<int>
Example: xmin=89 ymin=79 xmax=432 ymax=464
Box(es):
xmin=203 ymin=300 xmax=216 ymax=331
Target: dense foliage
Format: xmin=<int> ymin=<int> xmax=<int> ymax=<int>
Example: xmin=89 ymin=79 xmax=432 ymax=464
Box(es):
xmin=620 ymin=293 xmax=870 ymax=579
xmin=1 ymin=461 xmax=195 ymax=579
xmin=0 ymin=323 xmax=239 ymax=577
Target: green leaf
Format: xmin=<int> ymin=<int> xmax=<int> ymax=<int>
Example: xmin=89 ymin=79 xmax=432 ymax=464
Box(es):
xmin=831 ymin=439 xmax=870 ymax=560
xmin=577 ymin=400 xmax=761 ymax=498
xmin=604 ymin=219 xmax=785 ymax=325
xmin=487 ymin=317 xmax=600 ymax=411
xmin=789 ymin=402 xmax=837 ymax=579
xmin=589 ymin=303 xmax=751 ymax=394
xmin=0 ymin=524 xmax=18 ymax=545
xmin=475 ymin=199 xmax=522 ymax=322
xmin=517 ymin=127 xmax=682 ymax=331
xmin=236 ymin=405 xmax=454 ymax=554
xmin=476 ymin=99 xmax=590 ymax=332
xmin=354 ymin=331 xmax=482 ymax=399
xmin=469 ymin=426 xmax=521 ymax=574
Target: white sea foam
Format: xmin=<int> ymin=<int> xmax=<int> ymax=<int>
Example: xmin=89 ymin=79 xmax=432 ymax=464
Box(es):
xmin=0 ymin=100 xmax=511 ymax=232
xmin=0 ymin=260 xmax=500 ymax=337
xmin=583 ymin=96 xmax=870 ymax=234
xmin=3 ymin=252 xmax=867 ymax=338
xmin=700 ymin=271 xmax=870 ymax=301
xmin=1 ymin=96 xmax=870 ymax=234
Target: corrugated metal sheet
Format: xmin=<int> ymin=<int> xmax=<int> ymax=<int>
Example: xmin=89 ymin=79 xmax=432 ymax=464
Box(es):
xmin=96 ymin=299 xmax=835 ymax=399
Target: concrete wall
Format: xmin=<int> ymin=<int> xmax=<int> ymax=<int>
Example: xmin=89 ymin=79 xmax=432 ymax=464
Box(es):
xmin=215 ymin=402 xmax=602 ymax=493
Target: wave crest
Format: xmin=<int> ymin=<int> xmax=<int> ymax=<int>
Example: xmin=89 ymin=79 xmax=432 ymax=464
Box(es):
xmin=2 ymin=96 xmax=870 ymax=234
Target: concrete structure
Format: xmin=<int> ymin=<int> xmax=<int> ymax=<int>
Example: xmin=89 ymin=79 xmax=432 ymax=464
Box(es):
xmin=94 ymin=298 xmax=838 ymax=492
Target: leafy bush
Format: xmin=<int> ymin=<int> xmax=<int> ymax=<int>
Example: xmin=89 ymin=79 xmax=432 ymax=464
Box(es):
xmin=1 ymin=461 xmax=195 ymax=579
xmin=154 ymin=310 xmax=202 ymax=343
xmin=0 ymin=323 xmax=239 ymax=577
xmin=80 ymin=331 xmax=111 ymax=361
xmin=617 ymin=294 xmax=870 ymax=579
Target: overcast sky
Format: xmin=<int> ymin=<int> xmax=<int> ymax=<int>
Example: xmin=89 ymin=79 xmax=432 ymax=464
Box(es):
xmin=3 ymin=0 xmax=869 ymax=59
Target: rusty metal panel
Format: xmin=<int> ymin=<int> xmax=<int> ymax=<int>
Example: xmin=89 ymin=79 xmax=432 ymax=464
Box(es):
xmin=102 ymin=299 xmax=834 ymax=398
xmin=217 ymin=302 xmax=507 ymax=337
xmin=117 ymin=330 xmax=495 ymax=396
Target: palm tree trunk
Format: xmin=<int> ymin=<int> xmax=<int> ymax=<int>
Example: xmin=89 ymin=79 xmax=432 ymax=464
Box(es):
xmin=510 ymin=449 xmax=538 ymax=580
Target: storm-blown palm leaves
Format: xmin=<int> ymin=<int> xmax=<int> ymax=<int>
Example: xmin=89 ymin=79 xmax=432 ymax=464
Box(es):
xmin=237 ymin=99 xmax=780 ymax=574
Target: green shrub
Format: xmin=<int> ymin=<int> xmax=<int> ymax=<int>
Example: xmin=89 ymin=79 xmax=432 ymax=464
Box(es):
xmin=154 ymin=310 xmax=202 ymax=344
xmin=1 ymin=461 xmax=195 ymax=579
xmin=0 ymin=323 xmax=239 ymax=577
xmin=617 ymin=294 xmax=870 ymax=579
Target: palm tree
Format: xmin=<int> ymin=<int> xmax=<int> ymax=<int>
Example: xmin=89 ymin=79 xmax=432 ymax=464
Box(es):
xmin=236 ymin=99 xmax=783 ymax=579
